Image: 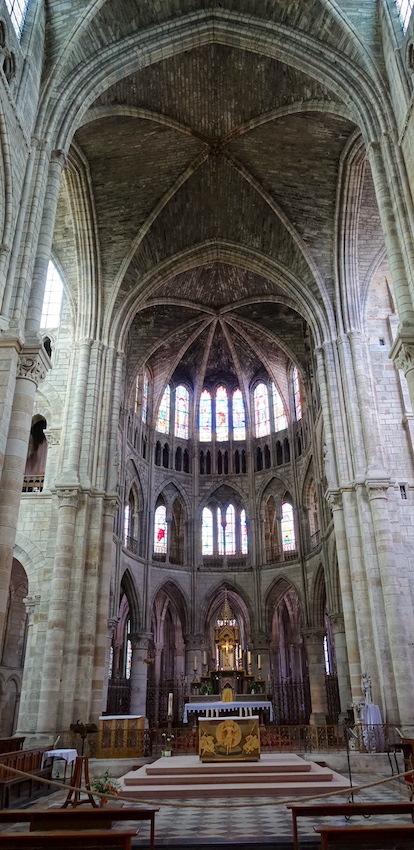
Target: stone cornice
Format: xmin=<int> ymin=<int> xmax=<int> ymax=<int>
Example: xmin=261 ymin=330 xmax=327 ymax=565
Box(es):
xmin=389 ymin=329 xmax=414 ymax=375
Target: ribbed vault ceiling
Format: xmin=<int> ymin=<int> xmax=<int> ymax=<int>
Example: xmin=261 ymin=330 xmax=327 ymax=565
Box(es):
xmin=50 ymin=13 xmax=388 ymax=394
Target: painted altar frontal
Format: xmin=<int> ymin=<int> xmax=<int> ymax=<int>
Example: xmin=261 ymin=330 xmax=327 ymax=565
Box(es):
xmin=199 ymin=716 xmax=260 ymax=761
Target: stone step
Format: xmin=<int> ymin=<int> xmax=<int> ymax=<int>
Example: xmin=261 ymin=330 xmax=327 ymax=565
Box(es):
xmin=146 ymin=760 xmax=311 ymax=776
xmin=124 ymin=769 xmax=334 ymax=786
xmin=119 ymin=778 xmax=349 ymax=799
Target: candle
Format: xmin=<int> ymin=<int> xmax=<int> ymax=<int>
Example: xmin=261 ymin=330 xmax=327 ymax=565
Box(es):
xmin=193 ymin=655 xmax=198 ymax=672
xmin=247 ymin=650 xmax=251 ymax=666
xmin=168 ymin=692 xmax=173 ymax=717
xmin=257 ymin=654 xmax=261 ymax=669
xmin=203 ymin=651 xmax=207 ymax=667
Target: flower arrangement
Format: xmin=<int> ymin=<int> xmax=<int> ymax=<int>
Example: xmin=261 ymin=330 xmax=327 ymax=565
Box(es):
xmin=91 ymin=769 xmax=121 ymax=804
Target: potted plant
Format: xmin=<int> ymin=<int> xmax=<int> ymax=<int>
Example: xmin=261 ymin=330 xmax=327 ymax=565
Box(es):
xmin=91 ymin=769 xmax=121 ymax=805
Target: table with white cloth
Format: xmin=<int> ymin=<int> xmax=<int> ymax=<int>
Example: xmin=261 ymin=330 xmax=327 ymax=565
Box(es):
xmin=183 ymin=700 xmax=273 ymax=723
xmin=361 ymin=704 xmax=385 ymax=752
xmin=41 ymin=748 xmax=78 ymax=781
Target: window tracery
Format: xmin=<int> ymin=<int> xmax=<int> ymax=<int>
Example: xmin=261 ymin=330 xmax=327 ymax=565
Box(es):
xmin=142 ymin=371 xmax=149 ymax=423
xmin=199 ymin=389 xmax=212 ymax=441
xmin=272 ymin=383 xmax=287 ymax=431
xmin=5 ymin=0 xmax=29 ymax=38
xmin=293 ymin=367 xmax=302 ymax=421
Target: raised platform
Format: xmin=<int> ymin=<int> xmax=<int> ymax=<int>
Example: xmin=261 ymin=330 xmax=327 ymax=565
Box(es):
xmin=119 ymin=753 xmax=349 ymax=800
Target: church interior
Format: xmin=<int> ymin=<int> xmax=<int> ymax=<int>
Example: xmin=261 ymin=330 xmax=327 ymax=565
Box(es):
xmin=1 ymin=0 xmax=414 ymax=842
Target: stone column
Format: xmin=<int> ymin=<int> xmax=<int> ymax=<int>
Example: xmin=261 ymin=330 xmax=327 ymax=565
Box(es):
xmin=90 ymin=496 xmax=119 ymax=723
xmin=0 ymin=346 xmax=49 ymax=649
xmin=36 ymin=488 xmax=79 ymax=737
xmin=366 ymin=480 xmax=414 ymax=724
xmin=329 ymin=613 xmax=352 ymax=720
xmin=303 ymin=627 xmax=328 ymax=725
xmin=130 ymin=632 xmax=152 ymax=720
xmin=101 ymin=617 xmax=119 ymax=715
xmin=16 ymin=594 xmax=40 ymax=736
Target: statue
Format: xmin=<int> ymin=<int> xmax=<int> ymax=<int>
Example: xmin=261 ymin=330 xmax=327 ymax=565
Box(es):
xmin=361 ymin=673 xmax=372 ymax=704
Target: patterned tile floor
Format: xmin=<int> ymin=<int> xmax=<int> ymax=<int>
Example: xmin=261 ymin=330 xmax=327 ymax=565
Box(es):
xmin=0 ymin=772 xmax=410 ymax=847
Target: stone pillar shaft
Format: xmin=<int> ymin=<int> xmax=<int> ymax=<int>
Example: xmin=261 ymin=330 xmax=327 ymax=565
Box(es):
xmin=329 ymin=613 xmax=352 ymax=718
xmin=303 ymin=628 xmax=328 ymax=725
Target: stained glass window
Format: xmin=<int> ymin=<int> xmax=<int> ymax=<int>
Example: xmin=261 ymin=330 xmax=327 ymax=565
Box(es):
xmin=40 ymin=261 xmax=64 ymax=328
xmin=281 ymin=502 xmax=295 ymax=551
xmin=293 ymin=367 xmax=302 ymax=421
xmin=216 ymin=386 xmax=229 ymax=441
xmin=272 ymin=383 xmax=288 ymax=431
xmin=225 ymin=504 xmax=236 ymax=555
xmin=217 ymin=507 xmax=224 ymax=555
xmin=254 ymin=383 xmax=270 ymax=437
xmin=240 ymin=509 xmax=248 ymax=555
xmin=202 ymin=507 xmax=214 ymax=555
xmin=395 ymin=0 xmax=414 ymax=31
xmin=154 ymin=504 xmax=167 ymax=553
xmin=125 ymin=621 xmax=132 ymax=680
xmin=123 ymin=504 xmax=130 ymax=546
xmin=108 ymin=645 xmax=114 ymax=678
xmin=156 ymin=385 xmax=170 ymax=434
xmin=232 ymin=389 xmax=246 ymax=440
xmin=5 ymin=0 xmax=29 ymax=38
xmin=175 ymin=385 xmax=189 ymax=439
xmin=199 ymin=390 xmax=212 ymax=441
xmin=142 ymin=371 xmax=149 ymax=422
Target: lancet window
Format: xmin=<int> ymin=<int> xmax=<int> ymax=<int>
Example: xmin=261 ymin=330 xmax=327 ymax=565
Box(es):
xmin=175 ymin=385 xmax=189 ymax=439
xmin=156 ymin=386 xmax=171 ymax=434
xmin=272 ymin=383 xmax=287 ymax=431
xmin=293 ymin=367 xmax=302 ymax=421
xmin=254 ymin=383 xmax=270 ymax=437
xmin=142 ymin=371 xmax=149 ymax=423
xmin=203 ymin=503 xmax=248 ymax=557
xmin=232 ymin=389 xmax=246 ymax=440
xmin=199 ymin=389 xmax=212 ymax=441
xmin=216 ymin=386 xmax=229 ymax=441
xmin=154 ymin=504 xmax=167 ymax=553
xmin=281 ymin=502 xmax=296 ymax=551
xmin=40 ymin=261 xmax=64 ymax=328
xmin=395 ymin=0 xmax=414 ymax=31
xmin=5 ymin=0 xmax=29 ymax=37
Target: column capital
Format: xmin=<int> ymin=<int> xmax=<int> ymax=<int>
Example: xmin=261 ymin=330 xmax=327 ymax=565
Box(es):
xmin=329 ymin=612 xmax=345 ymax=632
xmin=17 ymin=344 xmax=51 ymax=386
xmin=54 ymin=487 xmax=79 ymax=509
xmin=23 ymin=594 xmax=40 ymax=625
xmin=365 ymin=478 xmax=390 ymax=500
xmin=44 ymin=428 xmax=61 ymax=446
xmin=302 ymin=627 xmax=325 ymax=644
xmin=389 ymin=329 xmax=414 ymax=376
xmin=326 ymin=489 xmax=342 ymax=510
xmin=107 ymin=617 xmax=119 ymax=637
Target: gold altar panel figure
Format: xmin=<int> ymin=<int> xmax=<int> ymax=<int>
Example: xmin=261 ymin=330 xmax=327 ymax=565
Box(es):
xmin=199 ymin=716 xmax=260 ymax=761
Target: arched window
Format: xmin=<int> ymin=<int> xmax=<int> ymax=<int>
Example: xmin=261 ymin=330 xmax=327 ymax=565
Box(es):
xmin=40 ymin=261 xmax=64 ymax=328
xmin=293 ymin=367 xmax=302 ymax=421
xmin=5 ymin=0 xmax=29 ymax=38
xmin=281 ymin=502 xmax=295 ymax=551
xmin=272 ymin=383 xmax=288 ymax=431
xmin=216 ymin=386 xmax=229 ymax=441
xmin=202 ymin=508 xmax=214 ymax=555
xmin=199 ymin=389 xmax=212 ymax=441
xmin=142 ymin=371 xmax=149 ymax=422
xmin=254 ymin=383 xmax=270 ymax=437
xmin=232 ymin=389 xmax=246 ymax=440
xmin=156 ymin=386 xmax=171 ymax=434
xmin=308 ymin=481 xmax=320 ymax=541
xmin=175 ymin=385 xmax=189 ymax=439
xmin=154 ymin=505 xmax=167 ymax=553
xmin=240 ymin=509 xmax=248 ymax=555
xmin=225 ymin=504 xmax=236 ymax=555
xmin=217 ymin=508 xmax=224 ymax=555
xmin=125 ymin=620 xmax=132 ymax=680
xmin=395 ymin=0 xmax=414 ymax=31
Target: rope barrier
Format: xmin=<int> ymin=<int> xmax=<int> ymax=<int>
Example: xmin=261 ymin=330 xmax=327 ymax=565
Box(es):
xmin=0 ymin=762 xmax=412 ymax=809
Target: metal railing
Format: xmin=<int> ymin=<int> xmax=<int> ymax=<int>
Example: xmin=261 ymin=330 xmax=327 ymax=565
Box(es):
xmin=22 ymin=475 xmax=44 ymax=493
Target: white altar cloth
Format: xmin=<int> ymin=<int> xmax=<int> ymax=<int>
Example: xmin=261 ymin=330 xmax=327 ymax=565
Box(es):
xmin=41 ymin=748 xmax=78 ymax=767
xmin=183 ymin=700 xmax=273 ymax=723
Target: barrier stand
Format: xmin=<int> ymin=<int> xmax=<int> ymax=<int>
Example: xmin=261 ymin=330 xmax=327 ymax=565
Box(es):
xmin=61 ymin=756 xmax=98 ymax=808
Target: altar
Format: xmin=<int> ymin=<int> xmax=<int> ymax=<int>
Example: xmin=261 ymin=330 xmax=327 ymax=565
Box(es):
xmin=199 ymin=716 xmax=260 ymax=761
xmin=183 ymin=700 xmax=273 ymax=723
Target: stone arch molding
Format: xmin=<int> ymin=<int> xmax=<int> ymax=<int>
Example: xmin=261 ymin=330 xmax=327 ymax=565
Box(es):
xmin=13 ymin=536 xmax=43 ymax=598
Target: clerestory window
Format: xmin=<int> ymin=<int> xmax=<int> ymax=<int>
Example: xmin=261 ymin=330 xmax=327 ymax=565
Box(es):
xmin=5 ymin=0 xmax=29 ymax=38
xmin=40 ymin=261 xmax=64 ymax=329
xmin=395 ymin=0 xmax=414 ymax=32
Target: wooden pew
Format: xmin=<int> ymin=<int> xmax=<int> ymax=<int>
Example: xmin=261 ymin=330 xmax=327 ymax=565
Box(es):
xmin=315 ymin=823 xmax=414 ymax=848
xmin=0 ymin=806 xmax=159 ymax=849
xmin=287 ymin=801 xmax=414 ymax=850
xmin=0 ymin=829 xmax=138 ymax=848
xmin=0 ymin=747 xmax=51 ymax=808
